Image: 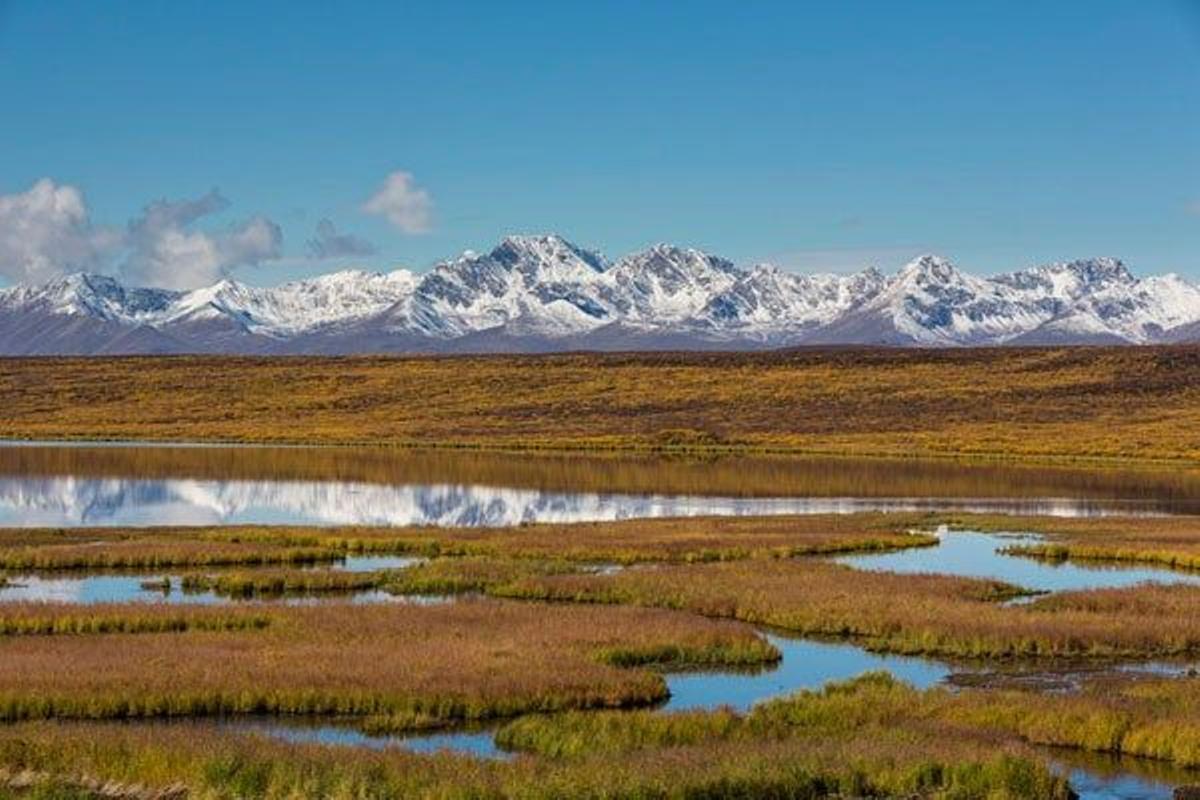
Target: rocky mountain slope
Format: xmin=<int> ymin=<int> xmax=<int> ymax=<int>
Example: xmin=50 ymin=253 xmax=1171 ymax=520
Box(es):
xmin=1 ymin=235 xmax=1197 ymax=353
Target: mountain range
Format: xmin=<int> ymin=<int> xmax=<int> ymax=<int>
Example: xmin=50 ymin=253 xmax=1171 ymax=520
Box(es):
xmin=2 ymin=234 xmax=1199 ymax=354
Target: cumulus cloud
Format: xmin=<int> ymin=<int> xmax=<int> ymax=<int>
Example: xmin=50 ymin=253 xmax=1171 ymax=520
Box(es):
xmin=122 ymin=190 xmax=283 ymax=290
xmin=363 ymin=171 xmax=432 ymax=233
xmin=0 ymin=179 xmax=283 ymax=289
xmin=0 ymin=179 xmax=119 ymax=283
xmin=307 ymin=218 xmax=377 ymax=259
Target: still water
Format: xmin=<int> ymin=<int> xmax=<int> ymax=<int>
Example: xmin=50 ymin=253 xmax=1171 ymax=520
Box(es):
xmin=2 ymin=443 xmax=1200 ymax=526
xmin=838 ymin=526 xmax=1200 ymax=594
xmin=3 ymin=444 xmax=1200 ymax=797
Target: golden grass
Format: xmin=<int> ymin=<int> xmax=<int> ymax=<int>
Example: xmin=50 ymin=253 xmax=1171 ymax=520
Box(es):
xmin=0 ymin=599 xmax=775 ymax=727
xmin=0 ymin=515 xmax=936 ymax=573
xmin=939 ymin=674 xmax=1200 ymax=768
xmin=495 ymin=558 xmax=1200 ymax=658
xmin=0 ymin=529 xmax=337 ymax=572
xmin=0 ymin=604 xmax=270 ymax=636
xmin=255 ymin=514 xmax=936 ymax=564
xmin=382 ymin=557 xmax=576 ymax=595
xmin=499 ymin=669 xmax=1200 ymax=780
xmin=1 ymin=348 xmax=1199 ymax=462
xmin=179 ymin=569 xmax=395 ymax=598
xmin=0 ymin=705 xmax=1074 ymax=799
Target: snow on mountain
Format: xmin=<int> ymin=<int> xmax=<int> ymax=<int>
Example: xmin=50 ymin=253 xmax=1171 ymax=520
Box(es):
xmin=0 ymin=273 xmax=178 ymax=322
xmin=692 ymin=265 xmax=888 ymax=341
xmin=1 ymin=235 xmax=1198 ymax=353
xmin=606 ymin=244 xmax=740 ymax=324
xmin=162 ymin=270 xmax=419 ymax=336
xmin=382 ymin=235 xmax=615 ymax=339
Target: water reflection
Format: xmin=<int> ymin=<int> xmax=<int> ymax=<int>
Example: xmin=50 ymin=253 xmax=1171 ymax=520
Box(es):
xmin=1 ymin=445 xmax=1199 ymax=527
xmin=237 ymin=718 xmax=508 ymax=760
xmin=0 ymin=477 xmax=1180 ymax=528
xmin=0 ymin=561 xmax=443 ymax=607
xmin=1050 ymin=749 xmax=1200 ymax=800
xmin=837 ymin=527 xmax=1200 ymax=594
xmin=664 ymin=633 xmax=948 ymax=712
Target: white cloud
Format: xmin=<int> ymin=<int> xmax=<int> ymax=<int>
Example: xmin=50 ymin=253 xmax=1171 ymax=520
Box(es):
xmin=307 ymin=218 xmax=376 ymax=259
xmin=0 ymin=179 xmax=284 ymax=290
xmin=0 ymin=179 xmax=119 ymax=283
xmin=363 ymin=171 xmax=432 ymax=234
xmin=122 ymin=191 xmax=283 ymax=289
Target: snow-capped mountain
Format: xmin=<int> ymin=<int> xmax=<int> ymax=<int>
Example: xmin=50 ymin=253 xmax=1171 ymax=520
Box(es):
xmin=1 ymin=234 xmax=1198 ymax=353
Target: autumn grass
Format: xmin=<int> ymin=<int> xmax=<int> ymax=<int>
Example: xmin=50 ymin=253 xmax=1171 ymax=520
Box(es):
xmin=1 ymin=348 xmax=1200 ymax=463
xmin=0 ymin=515 xmax=937 ymax=574
xmin=0 ymin=599 xmax=776 ymax=728
xmin=0 ymin=706 xmax=1075 ymax=799
xmin=494 ymin=558 xmax=1200 ymax=658
xmin=179 ymin=569 xmax=396 ymax=598
xmin=0 ymin=605 xmax=270 ymax=637
xmin=0 ymin=529 xmax=338 ymax=572
xmin=382 ymin=557 xmax=578 ymax=595
xmin=496 ymin=669 xmax=1200 ymax=783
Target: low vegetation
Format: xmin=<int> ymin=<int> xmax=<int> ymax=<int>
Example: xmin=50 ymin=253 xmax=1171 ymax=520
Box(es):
xmin=180 ymin=569 xmax=395 ymax=598
xmin=0 ymin=515 xmax=937 ymax=574
xmin=0 ymin=529 xmax=338 ymax=572
xmin=0 ymin=699 xmax=1074 ymax=799
xmin=0 ymin=599 xmax=776 ymax=728
xmin=0 ymin=605 xmax=270 ymax=637
xmin=382 ymin=557 xmax=577 ymax=595
xmin=494 ymin=669 xmax=1200 ymax=786
xmin=496 ymin=558 xmax=1200 ymax=658
xmin=2 ymin=348 xmax=1200 ymax=462
xmin=941 ymin=673 xmax=1200 ymax=768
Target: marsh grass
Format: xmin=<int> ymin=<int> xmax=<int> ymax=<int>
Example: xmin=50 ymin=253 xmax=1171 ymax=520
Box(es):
xmin=180 ymin=569 xmax=395 ymax=598
xmin=0 ymin=709 xmax=1075 ymax=799
xmin=937 ymin=674 xmax=1200 ymax=769
xmin=0 ymin=599 xmax=775 ymax=728
xmin=497 ymin=558 xmax=1200 ymax=658
xmin=383 ymin=557 xmax=578 ymax=595
xmin=0 ymin=532 xmax=338 ymax=573
xmin=0 ymin=516 xmax=938 ymax=578
xmin=360 ymin=514 xmax=938 ymax=564
xmin=0 ymin=605 xmax=270 ymax=636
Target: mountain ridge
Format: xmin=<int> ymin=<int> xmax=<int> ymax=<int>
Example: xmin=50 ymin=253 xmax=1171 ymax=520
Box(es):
xmin=1 ymin=234 xmax=1198 ymax=354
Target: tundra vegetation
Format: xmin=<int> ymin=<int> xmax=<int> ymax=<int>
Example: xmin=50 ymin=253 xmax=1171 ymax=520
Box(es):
xmin=1 ymin=347 xmax=1199 ymax=461
xmin=0 ymin=712 xmax=1073 ymax=800
xmin=6 ymin=511 xmax=1200 ymax=796
xmin=0 ymin=515 xmax=937 ymax=570
xmin=178 ymin=569 xmax=398 ymax=598
xmin=0 ymin=600 xmax=777 ymax=727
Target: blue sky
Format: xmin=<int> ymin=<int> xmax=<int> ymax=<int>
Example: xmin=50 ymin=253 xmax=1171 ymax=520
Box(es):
xmin=1 ymin=0 xmax=1198 ymax=287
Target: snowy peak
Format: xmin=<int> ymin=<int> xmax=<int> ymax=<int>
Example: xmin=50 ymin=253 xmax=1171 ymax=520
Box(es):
xmin=0 ymin=235 xmax=1198 ymax=353
xmin=490 ymin=235 xmax=609 ymax=279
xmin=895 ymin=254 xmax=964 ymax=286
xmin=0 ymin=272 xmax=177 ymax=322
xmin=610 ymin=244 xmax=742 ymax=323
